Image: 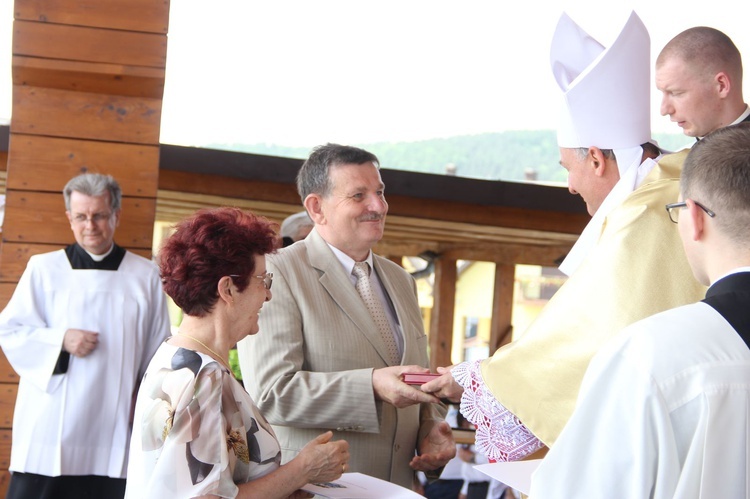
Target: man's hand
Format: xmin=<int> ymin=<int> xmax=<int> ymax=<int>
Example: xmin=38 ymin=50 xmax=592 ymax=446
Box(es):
xmin=420 ymin=365 xmax=464 ymax=403
xmin=62 ymin=329 xmax=99 ymax=357
xmin=410 ymin=421 xmax=456 ymax=471
xmin=372 ymin=365 xmax=441 ymax=408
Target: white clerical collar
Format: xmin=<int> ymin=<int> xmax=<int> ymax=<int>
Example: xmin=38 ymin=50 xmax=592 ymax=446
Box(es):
xmin=327 ymin=243 xmax=374 ymax=276
xmin=85 ymin=244 xmax=115 ymax=262
xmin=733 ymin=104 xmax=750 ymax=125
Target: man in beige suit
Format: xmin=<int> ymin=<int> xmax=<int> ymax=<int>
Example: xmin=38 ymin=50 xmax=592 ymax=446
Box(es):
xmin=238 ymin=143 xmax=455 ymax=489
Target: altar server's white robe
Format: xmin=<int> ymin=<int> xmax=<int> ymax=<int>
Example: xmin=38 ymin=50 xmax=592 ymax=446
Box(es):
xmin=529 ymin=301 xmax=750 ymax=499
xmin=0 ymin=249 xmax=171 ymax=478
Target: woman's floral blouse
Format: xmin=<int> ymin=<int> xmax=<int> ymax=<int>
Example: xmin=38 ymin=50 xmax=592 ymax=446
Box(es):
xmin=125 ymin=343 xmax=281 ymax=498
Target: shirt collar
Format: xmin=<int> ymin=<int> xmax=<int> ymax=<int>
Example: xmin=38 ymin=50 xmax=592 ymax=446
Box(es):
xmin=327 ymin=243 xmax=374 ymax=276
xmin=85 ymin=243 xmax=115 ymax=262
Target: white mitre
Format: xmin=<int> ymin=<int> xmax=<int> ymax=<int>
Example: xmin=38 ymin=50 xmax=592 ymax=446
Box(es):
xmin=552 ymin=11 xmax=658 ymax=275
xmin=551 ymin=10 xmax=651 ymax=155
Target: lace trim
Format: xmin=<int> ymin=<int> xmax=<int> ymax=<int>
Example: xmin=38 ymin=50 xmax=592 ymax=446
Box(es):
xmin=452 ymin=360 xmax=544 ymax=462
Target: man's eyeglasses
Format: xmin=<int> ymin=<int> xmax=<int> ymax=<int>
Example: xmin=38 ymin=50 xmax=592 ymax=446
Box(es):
xmin=71 ymin=212 xmax=113 ymax=225
xmin=229 ymin=272 xmax=273 ymax=290
xmin=665 ymin=200 xmax=716 ymax=224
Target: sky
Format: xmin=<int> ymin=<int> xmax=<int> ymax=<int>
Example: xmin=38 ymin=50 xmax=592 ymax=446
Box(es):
xmin=1 ymin=0 xmax=749 ymax=149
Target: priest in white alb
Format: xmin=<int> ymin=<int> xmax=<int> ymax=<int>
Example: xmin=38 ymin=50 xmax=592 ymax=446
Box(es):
xmin=0 ymin=173 xmax=171 ymax=499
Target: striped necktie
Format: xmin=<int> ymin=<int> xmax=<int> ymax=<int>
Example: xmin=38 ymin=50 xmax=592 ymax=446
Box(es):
xmin=352 ymin=262 xmax=401 ymax=365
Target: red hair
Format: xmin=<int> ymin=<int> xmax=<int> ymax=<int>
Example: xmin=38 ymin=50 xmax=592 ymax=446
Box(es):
xmin=159 ymin=207 xmax=278 ymax=317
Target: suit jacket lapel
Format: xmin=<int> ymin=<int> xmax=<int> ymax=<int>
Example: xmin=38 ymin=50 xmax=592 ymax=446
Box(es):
xmin=306 ymin=229 xmax=394 ymax=364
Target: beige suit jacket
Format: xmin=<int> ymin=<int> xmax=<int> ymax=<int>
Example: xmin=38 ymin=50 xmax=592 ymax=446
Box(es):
xmin=237 ymin=228 xmax=445 ymax=488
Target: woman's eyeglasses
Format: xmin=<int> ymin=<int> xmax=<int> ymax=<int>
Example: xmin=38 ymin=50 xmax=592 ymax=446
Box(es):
xmin=229 ymin=272 xmax=273 ymax=290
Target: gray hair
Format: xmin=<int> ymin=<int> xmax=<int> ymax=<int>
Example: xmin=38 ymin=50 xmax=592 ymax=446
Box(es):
xmin=63 ymin=173 xmax=122 ymax=211
xmin=296 ymin=143 xmax=380 ymax=201
xmin=573 ymin=147 xmax=615 ymax=161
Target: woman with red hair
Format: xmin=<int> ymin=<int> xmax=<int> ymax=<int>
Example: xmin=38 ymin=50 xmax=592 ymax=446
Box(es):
xmin=125 ymin=207 xmax=349 ymax=499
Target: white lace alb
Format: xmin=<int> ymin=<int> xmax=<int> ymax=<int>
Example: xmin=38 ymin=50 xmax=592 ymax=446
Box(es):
xmin=452 ymin=360 xmax=544 ymax=462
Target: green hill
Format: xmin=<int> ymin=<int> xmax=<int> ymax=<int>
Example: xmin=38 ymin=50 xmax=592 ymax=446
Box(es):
xmin=210 ymin=130 xmax=693 ymax=183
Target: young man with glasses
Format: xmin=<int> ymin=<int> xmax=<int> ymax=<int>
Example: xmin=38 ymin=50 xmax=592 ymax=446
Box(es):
xmin=0 ymin=173 xmax=171 ymax=499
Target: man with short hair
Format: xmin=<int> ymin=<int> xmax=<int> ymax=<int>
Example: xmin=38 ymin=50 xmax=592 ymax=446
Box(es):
xmin=0 ymin=173 xmax=171 ymax=499
xmin=238 ymin=143 xmax=455 ymax=489
xmin=529 ymin=121 xmax=750 ymax=499
xmin=656 ymin=26 xmax=749 ymax=138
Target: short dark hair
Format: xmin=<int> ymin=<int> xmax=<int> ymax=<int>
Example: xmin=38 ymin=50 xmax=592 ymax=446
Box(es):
xmin=159 ymin=207 xmax=278 ymax=317
xmin=682 ymin=122 xmax=750 ymax=244
xmin=296 ymin=143 xmax=379 ymax=201
xmin=63 ymin=173 xmax=122 ymax=211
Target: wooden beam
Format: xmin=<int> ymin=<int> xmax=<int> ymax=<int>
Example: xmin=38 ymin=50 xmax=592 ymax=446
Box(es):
xmin=440 ymin=242 xmax=571 ymax=267
xmin=6 ymin=134 xmax=159 ymax=196
xmin=429 ymin=256 xmax=456 ymax=370
xmin=14 ymin=0 xmax=170 ymax=33
xmin=0 ymin=353 xmax=18 ymax=384
xmin=13 ymin=20 xmax=167 ymax=67
xmin=387 ymin=193 xmax=588 ymax=236
xmin=158 ymin=169 xmax=301 ymax=206
xmin=0 ymin=385 xmax=16 ymax=428
xmin=13 ymin=56 xmax=166 ymax=98
xmin=0 ymin=430 xmax=10 ymax=469
xmin=489 ymin=264 xmax=515 ymax=354
xmin=11 ymin=86 xmax=162 ymax=144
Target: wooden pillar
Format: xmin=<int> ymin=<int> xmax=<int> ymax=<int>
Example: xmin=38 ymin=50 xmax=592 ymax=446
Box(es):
xmin=489 ymin=263 xmax=515 ymax=355
xmin=0 ymin=1 xmax=169 ymax=492
xmin=429 ymin=256 xmax=456 ymax=370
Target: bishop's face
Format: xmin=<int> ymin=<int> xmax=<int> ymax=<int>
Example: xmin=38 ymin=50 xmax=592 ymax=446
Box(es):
xmin=559 ymin=147 xmax=614 ymax=216
xmin=66 ymin=191 xmax=120 ymax=255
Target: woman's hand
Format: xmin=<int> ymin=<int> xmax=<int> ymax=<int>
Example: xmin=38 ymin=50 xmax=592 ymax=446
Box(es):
xmin=236 ymin=432 xmax=348 ymax=499
xmin=296 ymin=431 xmax=350 ymax=484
